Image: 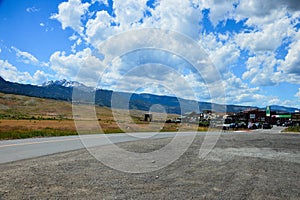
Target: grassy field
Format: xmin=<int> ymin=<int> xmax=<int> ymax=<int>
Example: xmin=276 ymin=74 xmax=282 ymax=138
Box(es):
xmin=0 ymin=92 xmax=207 ymax=139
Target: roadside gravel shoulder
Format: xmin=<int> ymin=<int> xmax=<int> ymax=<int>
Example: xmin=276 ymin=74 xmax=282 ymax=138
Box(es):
xmin=0 ymin=133 xmax=299 ymax=199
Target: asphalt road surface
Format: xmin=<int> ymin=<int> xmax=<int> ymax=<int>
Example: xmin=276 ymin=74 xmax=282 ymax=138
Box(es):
xmin=0 ymin=127 xmax=285 ymax=164
xmin=0 ymin=132 xmax=171 ymax=164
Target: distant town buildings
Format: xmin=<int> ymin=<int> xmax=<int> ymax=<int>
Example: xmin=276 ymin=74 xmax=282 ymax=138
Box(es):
xmin=224 ymin=107 xmax=298 ymax=127
xmin=164 ymin=106 xmax=299 ymax=128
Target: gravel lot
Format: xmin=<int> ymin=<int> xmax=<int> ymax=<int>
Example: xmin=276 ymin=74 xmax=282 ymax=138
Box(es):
xmin=0 ymin=132 xmax=299 ymax=199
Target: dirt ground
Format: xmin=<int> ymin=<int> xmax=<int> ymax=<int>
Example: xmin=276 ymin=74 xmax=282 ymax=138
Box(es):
xmin=0 ymin=133 xmax=299 ymax=199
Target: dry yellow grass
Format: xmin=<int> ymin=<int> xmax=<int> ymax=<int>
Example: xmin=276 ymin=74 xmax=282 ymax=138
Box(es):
xmin=0 ymin=120 xmax=76 ymax=132
xmin=0 ymin=93 xmax=73 ymax=119
xmin=0 ymin=92 xmax=209 ymax=139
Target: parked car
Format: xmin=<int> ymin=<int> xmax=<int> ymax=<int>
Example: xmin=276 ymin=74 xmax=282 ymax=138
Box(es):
xmin=283 ymin=121 xmax=292 ymax=127
xmin=262 ymin=123 xmax=272 ymax=129
xmin=238 ymin=122 xmax=247 ymax=128
xmin=276 ymin=121 xmax=282 ymax=126
xmin=229 ymin=123 xmax=236 ymax=128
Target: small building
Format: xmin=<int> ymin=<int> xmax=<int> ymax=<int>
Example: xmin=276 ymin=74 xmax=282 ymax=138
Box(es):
xmin=291 ymin=113 xmax=300 ymax=126
xmin=144 ymin=113 xmax=153 ymax=122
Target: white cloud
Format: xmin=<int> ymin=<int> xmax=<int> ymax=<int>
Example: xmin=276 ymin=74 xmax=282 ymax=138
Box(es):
xmin=69 ymin=34 xmax=78 ymax=41
xmin=0 ymin=60 xmax=32 ymax=83
xmin=12 ymin=46 xmax=39 ymax=65
xmin=235 ymin=15 xmax=294 ymax=52
xmin=200 ymin=0 xmax=237 ymax=26
xmin=85 ymin=10 xmax=116 ymax=45
xmin=276 ymin=99 xmax=300 ymax=109
xmin=236 ymin=0 xmax=300 ymax=25
xmin=242 ymin=52 xmax=280 ymax=86
xmin=112 ymin=0 xmax=148 ymax=29
xmin=50 ymin=48 xmax=104 ymax=86
xmin=32 ymin=70 xmax=50 ymax=84
xmin=91 ymin=0 xmax=108 ymax=6
xmin=26 ymin=6 xmax=39 ymax=13
xmin=143 ymin=0 xmax=203 ymax=39
xmin=0 ymin=60 xmax=52 ymax=85
xmin=236 ymin=1 xmax=283 ymax=21
xmin=50 ymin=0 xmax=90 ymax=34
xmin=100 ymin=62 xmax=211 ymax=101
xmin=84 ymin=0 xmax=160 ymax=44
xmin=267 ymin=98 xmax=281 ymax=106
xmin=48 ymin=0 xmax=300 ymax=107
xmin=200 ymin=33 xmax=240 ymax=73
xmin=234 ymin=93 xmax=264 ymax=105
xmin=278 ymin=32 xmax=300 ymax=84
xmin=40 ymin=23 xmax=45 ymax=27
xmin=76 ymin=38 xmax=82 ymax=45
xmin=232 ymin=2 xmax=300 ymax=86
xmin=84 ymin=0 xmax=204 ymax=45
xmin=295 ymin=89 xmax=300 ymax=98
xmin=11 ymin=46 xmax=48 ymax=67
xmin=71 ymin=38 xmax=83 ymax=53
xmin=219 ymin=72 xmax=267 ymax=106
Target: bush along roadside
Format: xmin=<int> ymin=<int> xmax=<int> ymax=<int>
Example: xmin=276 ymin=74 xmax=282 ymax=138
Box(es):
xmin=0 ymin=128 xmax=78 ymax=140
xmin=284 ymin=126 xmax=300 ymax=133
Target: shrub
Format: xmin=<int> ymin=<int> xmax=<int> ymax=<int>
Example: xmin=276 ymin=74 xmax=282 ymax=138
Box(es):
xmin=285 ymin=126 xmax=300 ymax=132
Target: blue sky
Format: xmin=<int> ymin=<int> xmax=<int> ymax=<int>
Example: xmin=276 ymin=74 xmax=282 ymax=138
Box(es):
xmin=0 ymin=0 xmax=299 ymax=108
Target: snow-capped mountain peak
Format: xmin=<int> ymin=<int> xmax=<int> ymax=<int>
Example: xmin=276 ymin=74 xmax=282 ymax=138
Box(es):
xmin=42 ymin=79 xmax=85 ymax=88
xmin=42 ymin=79 xmax=94 ymax=92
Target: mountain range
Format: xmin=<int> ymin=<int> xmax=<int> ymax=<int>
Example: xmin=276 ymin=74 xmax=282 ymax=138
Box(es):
xmin=0 ymin=76 xmax=298 ymax=114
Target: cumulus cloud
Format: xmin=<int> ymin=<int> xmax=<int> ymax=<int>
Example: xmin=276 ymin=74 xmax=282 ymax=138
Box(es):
xmin=146 ymin=0 xmax=203 ymax=39
xmin=232 ymin=1 xmax=300 ymax=87
xmin=278 ymin=32 xmax=300 ymax=83
xmin=0 ymin=60 xmax=32 ymax=83
xmin=0 ymin=60 xmax=50 ymax=84
xmin=32 ymin=70 xmax=50 ymax=84
xmin=199 ymin=33 xmax=240 ymax=73
xmin=236 ymin=0 xmax=300 ymax=24
xmin=219 ymin=72 xmax=267 ymax=106
xmin=113 ymin=0 xmax=148 ymax=28
xmin=235 ymin=15 xmax=294 ymax=52
xmin=242 ymin=52 xmax=281 ymax=86
xmin=84 ymin=0 xmax=204 ymax=45
xmin=47 ymin=0 xmax=300 ymax=107
xmin=200 ymin=0 xmax=237 ymax=26
xmin=50 ymin=0 xmax=90 ymax=34
xmin=101 ymin=62 xmax=211 ymax=101
xmin=50 ymin=48 xmax=105 ymax=86
xmin=85 ymin=10 xmax=116 ymax=45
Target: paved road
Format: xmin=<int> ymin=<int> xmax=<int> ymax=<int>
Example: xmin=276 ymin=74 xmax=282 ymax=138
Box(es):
xmin=0 ymin=127 xmax=285 ymax=164
xmin=0 ymin=132 xmax=183 ymax=164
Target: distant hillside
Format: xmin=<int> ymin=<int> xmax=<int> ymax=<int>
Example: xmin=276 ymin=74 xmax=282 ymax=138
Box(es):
xmin=0 ymin=77 xmax=298 ymax=114
xmin=270 ymin=105 xmax=299 ymax=113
